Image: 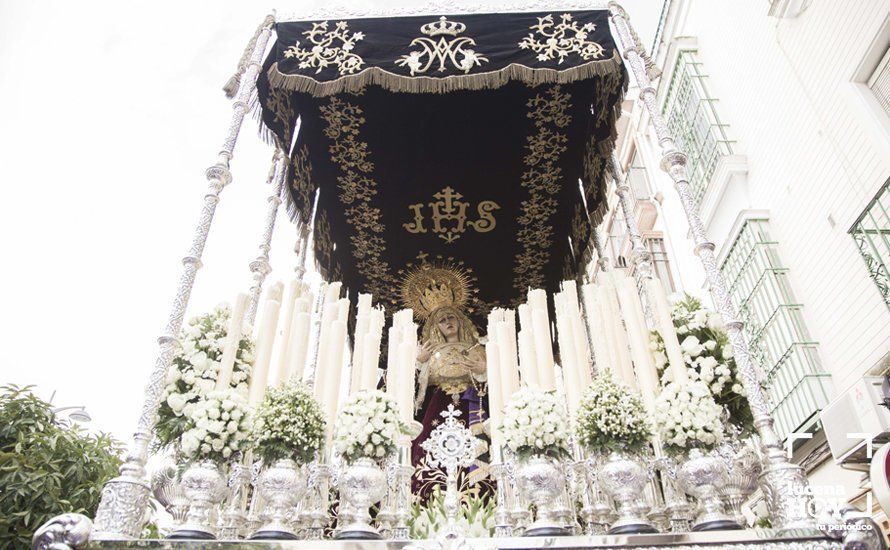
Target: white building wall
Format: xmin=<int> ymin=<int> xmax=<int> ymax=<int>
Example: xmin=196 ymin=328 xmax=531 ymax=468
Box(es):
xmin=633 ymin=0 xmax=890 ymax=399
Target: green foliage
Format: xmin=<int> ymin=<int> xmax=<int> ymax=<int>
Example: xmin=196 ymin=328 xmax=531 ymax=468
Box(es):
xmin=0 ymin=385 xmax=123 ymax=548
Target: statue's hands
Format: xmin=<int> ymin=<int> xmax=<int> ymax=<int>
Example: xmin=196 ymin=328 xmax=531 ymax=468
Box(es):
xmin=460 ymin=355 xmax=486 ymax=375
xmin=417 ymin=340 xmax=435 ymax=363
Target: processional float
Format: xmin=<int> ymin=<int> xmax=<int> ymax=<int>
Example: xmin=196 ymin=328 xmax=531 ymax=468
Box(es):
xmin=33 ymin=2 xmax=883 ymax=549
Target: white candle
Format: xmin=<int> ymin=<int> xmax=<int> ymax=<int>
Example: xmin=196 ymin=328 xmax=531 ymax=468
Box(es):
xmin=397 ymin=325 xmax=417 ymax=423
xmin=528 ymin=288 xmax=548 ymax=312
xmin=360 ymin=308 xmax=384 ymax=391
xmin=601 ymin=273 xmax=636 ymax=388
xmin=248 ymin=298 xmax=280 ymax=405
xmin=273 ymin=281 xmax=302 ymax=384
xmin=350 ymin=294 xmax=373 ymax=393
xmin=287 ymin=311 xmax=311 ymax=385
xmin=531 ymin=308 xmax=556 ymax=391
xmin=581 ymin=283 xmax=612 ymax=378
xmin=555 ymin=310 xmax=582 ymax=413
xmin=486 ymin=338 xmax=504 ymax=464
xmin=517 ymin=330 xmax=538 ymax=388
xmin=645 ymin=278 xmax=688 ymax=385
xmin=322 ymin=319 xmax=348 ymax=444
xmin=496 ymin=320 xmax=520 ymax=402
xmin=616 ymin=278 xmax=658 ymax=411
xmin=562 ymin=281 xmax=593 ymax=387
xmin=216 ymin=293 xmax=248 ymax=390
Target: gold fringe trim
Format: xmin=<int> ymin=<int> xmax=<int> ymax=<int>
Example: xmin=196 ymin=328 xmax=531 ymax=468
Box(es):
xmin=267 ymin=51 xmax=623 ymax=97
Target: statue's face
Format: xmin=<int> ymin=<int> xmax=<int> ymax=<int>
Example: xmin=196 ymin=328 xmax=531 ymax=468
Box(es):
xmin=436 ymin=312 xmax=459 ymax=340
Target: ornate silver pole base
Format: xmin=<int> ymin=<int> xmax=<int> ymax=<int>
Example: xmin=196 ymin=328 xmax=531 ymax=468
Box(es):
xmin=250 ymin=459 xmax=307 ymax=540
xmin=168 ymin=460 xmax=228 ymax=540
xmin=335 ymin=458 xmax=388 ymax=540
xmin=218 ymin=461 xmax=251 ymax=539
xmin=677 ymin=449 xmax=741 ymax=532
xmin=516 ymin=455 xmax=571 ymax=537
xmin=597 ymin=452 xmax=658 ymax=535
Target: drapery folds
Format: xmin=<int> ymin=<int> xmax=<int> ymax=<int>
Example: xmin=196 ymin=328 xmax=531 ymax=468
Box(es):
xmin=257 ymin=10 xmax=627 ymax=320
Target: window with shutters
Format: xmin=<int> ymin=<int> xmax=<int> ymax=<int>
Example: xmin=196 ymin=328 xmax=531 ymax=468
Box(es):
xmin=720 ymin=218 xmax=832 ymax=439
xmin=868 ymin=46 xmax=890 ymax=117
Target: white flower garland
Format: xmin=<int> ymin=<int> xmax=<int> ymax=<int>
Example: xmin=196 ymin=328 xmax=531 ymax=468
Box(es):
xmin=180 ymin=389 xmax=253 ymax=462
xmin=156 ymin=305 xmax=254 ymax=446
xmin=501 ymin=386 xmax=570 ymax=459
xmin=333 ymin=390 xmax=401 ymax=463
xmin=575 ymin=374 xmax=650 ymax=455
xmin=652 ymin=381 xmax=724 ymax=453
xmin=252 ymin=382 xmax=326 ymax=465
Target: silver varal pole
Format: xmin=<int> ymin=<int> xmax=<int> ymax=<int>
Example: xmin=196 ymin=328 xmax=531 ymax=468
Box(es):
xmin=608 ymin=2 xmax=814 ymax=529
xmin=244 ymin=149 xmax=288 ymax=327
xmin=90 ymin=15 xmax=276 ymax=540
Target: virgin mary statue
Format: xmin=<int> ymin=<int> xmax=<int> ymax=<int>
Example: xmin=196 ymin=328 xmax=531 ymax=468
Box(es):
xmin=399 ymin=263 xmax=491 ymax=498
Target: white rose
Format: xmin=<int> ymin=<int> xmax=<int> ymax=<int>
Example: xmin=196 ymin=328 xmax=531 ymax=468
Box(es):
xmin=680 ymin=336 xmax=704 ymax=357
xmin=166 ymin=393 xmax=187 ymax=414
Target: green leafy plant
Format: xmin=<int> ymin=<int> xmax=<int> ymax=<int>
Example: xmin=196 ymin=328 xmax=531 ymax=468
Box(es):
xmin=0 ymin=385 xmax=123 ymax=548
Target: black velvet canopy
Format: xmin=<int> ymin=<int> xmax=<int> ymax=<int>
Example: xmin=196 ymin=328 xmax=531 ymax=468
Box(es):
xmin=256 ymin=9 xmax=626 ymax=319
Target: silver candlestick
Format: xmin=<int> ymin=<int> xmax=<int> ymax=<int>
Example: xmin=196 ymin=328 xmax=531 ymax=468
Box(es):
xmin=218 ymin=460 xmax=251 ymax=539
xmin=302 ymin=457 xmax=331 ymax=540
xmin=393 ymin=420 xmax=422 ymax=540
xmin=490 ymin=461 xmax=514 ymax=537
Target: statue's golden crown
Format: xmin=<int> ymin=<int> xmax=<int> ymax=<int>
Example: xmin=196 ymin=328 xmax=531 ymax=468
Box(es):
xmin=400 ymin=260 xmax=471 ymax=320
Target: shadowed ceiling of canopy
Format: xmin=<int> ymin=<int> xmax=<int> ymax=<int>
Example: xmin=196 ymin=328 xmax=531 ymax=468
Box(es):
xmin=256 ymin=7 xmax=627 ymax=322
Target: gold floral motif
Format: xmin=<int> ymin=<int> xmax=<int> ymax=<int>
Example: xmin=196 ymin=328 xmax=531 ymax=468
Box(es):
xmin=319 ymin=97 xmax=396 ymax=305
xmin=518 ymin=14 xmax=605 ymax=64
xmin=283 ymin=21 xmax=365 ymax=76
xmin=403 ymin=186 xmax=500 ymax=244
xmin=314 ymin=210 xmax=342 ymax=281
xmin=290 ymin=145 xmax=316 ymax=221
xmin=513 ymin=86 xmax=572 ymax=295
xmin=266 ymin=88 xmax=295 ymax=145
xmin=570 ymin=203 xmax=591 ymax=276
xmin=395 ymin=17 xmax=488 ymax=76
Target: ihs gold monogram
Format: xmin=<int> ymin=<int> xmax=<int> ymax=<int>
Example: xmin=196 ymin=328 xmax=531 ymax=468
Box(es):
xmin=403 ymin=186 xmax=500 ymax=244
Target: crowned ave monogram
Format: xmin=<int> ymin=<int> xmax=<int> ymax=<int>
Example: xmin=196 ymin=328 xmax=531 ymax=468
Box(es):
xmin=395 ymin=17 xmax=488 ymax=75
xmin=403 ymin=187 xmax=499 ymax=244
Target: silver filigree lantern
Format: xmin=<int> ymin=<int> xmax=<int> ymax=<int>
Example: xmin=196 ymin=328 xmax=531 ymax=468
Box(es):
xmin=336 ymin=457 xmax=388 ymax=539
xmin=597 ymin=452 xmax=657 ymax=534
xmin=168 ymin=460 xmax=228 ymax=540
xmin=249 ymin=459 xmax=307 ymax=540
xmin=677 ymin=448 xmax=742 ymax=531
xmin=515 ymin=455 xmax=571 ymax=537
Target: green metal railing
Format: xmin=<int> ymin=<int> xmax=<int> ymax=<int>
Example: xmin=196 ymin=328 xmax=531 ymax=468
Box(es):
xmin=850 ymin=178 xmax=890 ymax=310
xmin=662 ymin=50 xmax=735 ymax=206
xmin=721 ymin=218 xmax=832 ymax=439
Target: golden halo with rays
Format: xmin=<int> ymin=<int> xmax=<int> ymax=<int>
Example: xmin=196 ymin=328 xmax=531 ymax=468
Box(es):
xmin=399 ymin=258 xmax=473 ymax=321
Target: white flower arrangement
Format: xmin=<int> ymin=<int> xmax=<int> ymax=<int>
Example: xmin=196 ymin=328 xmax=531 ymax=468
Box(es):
xmin=650 ymin=294 xmax=753 ymax=433
xmin=180 ymin=389 xmax=253 ymax=462
xmin=575 ymin=373 xmax=651 ymax=455
xmin=410 ymin=488 xmax=494 ymax=539
xmin=333 ymin=390 xmax=402 ymax=463
xmin=652 ymin=381 xmax=724 ymax=454
xmin=155 ymin=305 xmax=254 ymax=447
xmin=252 ymin=382 xmax=326 ymax=465
xmin=500 ymin=386 xmax=570 ymax=460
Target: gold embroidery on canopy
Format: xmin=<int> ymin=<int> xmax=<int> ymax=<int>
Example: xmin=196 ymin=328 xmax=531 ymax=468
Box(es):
xmin=518 ymin=14 xmax=606 ymax=64
xmin=319 ymin=97 xmax=396 ymax=305
xmin=403 ymin=186 xmax=500 ymax=244
xmin=513 ymin=85 xmax=572 ymax=296
xmin=266 ymin=88 xmax=295 ymax=145
xmin=283 ymin=21 xmax=365 ymax=76
xmin=290 ymin=145 xmax=315 ymax=221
